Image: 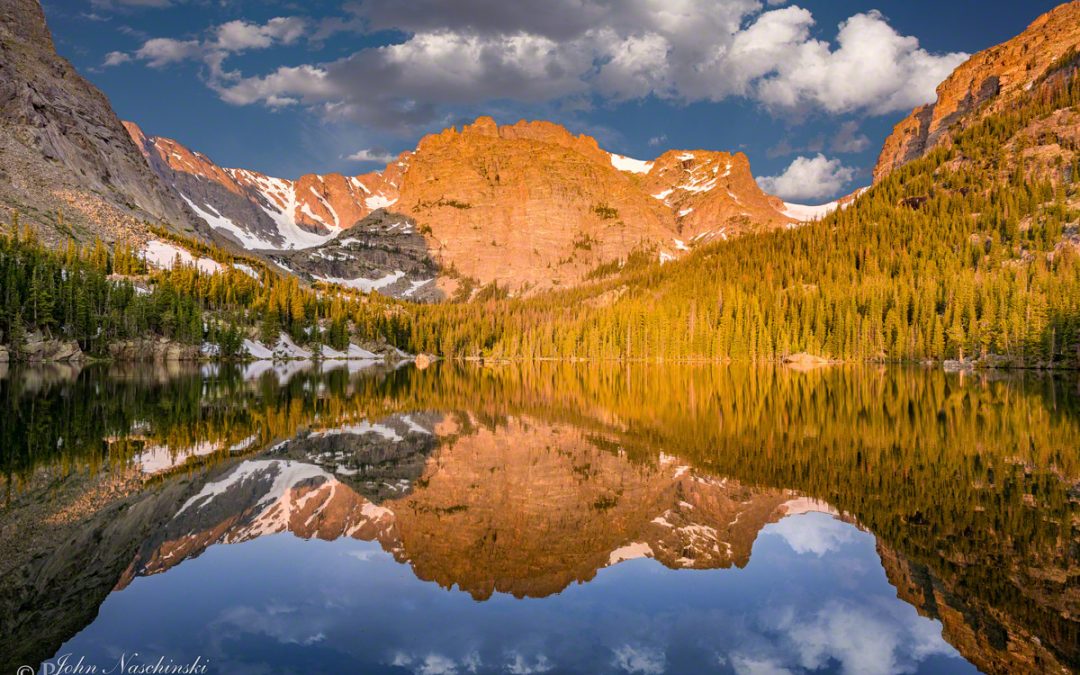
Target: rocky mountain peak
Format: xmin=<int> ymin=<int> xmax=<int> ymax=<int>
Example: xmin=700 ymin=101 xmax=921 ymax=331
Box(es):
xmin=0 ymin=0 xmax=204 ymax=242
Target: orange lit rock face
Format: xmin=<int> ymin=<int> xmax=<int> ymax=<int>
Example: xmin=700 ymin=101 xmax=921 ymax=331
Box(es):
xmin=874 ymin=2 xmax=1080 ymax=183
xmin=126 ymin=120 xmax=409 ymax=250
xmin=395 ymin=118 xmax=679 ymax=293
xmin=391 ymin=417 xmax=798 ymax=600
xmin=121 ymin=416 xmax=814 ymax=601
xmin=877 ymin=542 xmax=1072 ymax=675
xmin=642 ymin=150 xmax=792 ymax=247
xmin=126 ymin=116 xmax=797 ymax=294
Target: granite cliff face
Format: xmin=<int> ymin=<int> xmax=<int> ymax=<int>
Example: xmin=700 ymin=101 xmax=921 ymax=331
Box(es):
xmin=269 ymin=209 xmax=442 ymax=301
xmin=0 ymin=0 xmax=204 ymax=242
xmin=878 ymin=542 xmax=1076 ymax=675
xmin=874 ymin=1 xmax=1080 ymax=182
xmin=641 ymin=149 xmax=792 ymax=247
xmin=394 ymin=117 xmax=680 ymax=295
xmin=126 ymin=117 xmax=800 ymax=297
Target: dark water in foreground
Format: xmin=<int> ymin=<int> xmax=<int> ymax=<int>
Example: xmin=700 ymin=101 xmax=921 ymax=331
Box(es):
xmin=0 ymin=362 xmax=1077 ymax=675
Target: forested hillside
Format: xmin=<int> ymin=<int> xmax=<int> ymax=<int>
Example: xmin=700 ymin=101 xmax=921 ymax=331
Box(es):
xmin=403 ymin=67 xmax=1080 ymax=367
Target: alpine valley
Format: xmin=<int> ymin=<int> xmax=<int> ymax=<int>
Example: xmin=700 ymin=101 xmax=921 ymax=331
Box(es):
xmin=2 ymin=2 xmax=1080 ymax=675
xmin=0 ymin=0 xmax=1077 ymax=367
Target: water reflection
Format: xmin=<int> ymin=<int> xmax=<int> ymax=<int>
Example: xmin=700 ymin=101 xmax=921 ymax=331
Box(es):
xmin=0 ymin=363 xmax=1076 ymax=674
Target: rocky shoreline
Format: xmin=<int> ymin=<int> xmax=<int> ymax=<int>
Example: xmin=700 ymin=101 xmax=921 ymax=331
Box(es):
xmin=0 ymin=334 xmax=420 ymax=365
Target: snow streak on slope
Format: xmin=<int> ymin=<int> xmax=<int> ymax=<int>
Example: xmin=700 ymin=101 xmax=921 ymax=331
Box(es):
xmin=781 ymin=201 xmax=841 ymax=222
xmin=609 ymin=153 xmax=654 ymax=174
xmin=782 ymin=188 xmax=867 ymax=223
xmin=143 ymin=240 xmax=222 ymax=274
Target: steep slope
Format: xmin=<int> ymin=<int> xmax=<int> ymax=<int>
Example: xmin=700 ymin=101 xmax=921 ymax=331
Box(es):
xmin=126 ymin=121 xmax=406 ymax=250
xmin=270 ymin=209 xmax=442 ymax=301
xmin=640 ymin=149 xmax=793 ymax=247
xmin=128 ymin=117 xmax=803 ymax=297
xmin=395 ymin=117 xmax=680 ymax=295
xmin=0 ymin=0 xmax=204 ymax=242
xmin=874 ymin=1 xmax=1080 ymax=182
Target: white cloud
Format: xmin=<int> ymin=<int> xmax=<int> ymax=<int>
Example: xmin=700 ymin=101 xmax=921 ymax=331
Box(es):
xmin=731 ymin=655 xmax=795 ymax=675
xmin=506 ymin=653 xmax=553 ymax=674
xmin=757 ymin=154 xmax=854 ymax=202
xmin=120 ymin=16 xmax=308 ymax=73
xmin=612 ymin=644 xmax=666 ymax=674
xmin=768 ymin=513 xmax=855 ymax=556
xmin=784 ymin=603 xmax=953 ymax=675
xmin=344 ymin=148 xmax=398 ymax=164
xmin=648 ymin=134 xmax=667 ymax=147
xmin=127 ymin=2 xmax=968 ymax=131
xmin=214 ymin=17 xmax=306 ymax=52
xmin=102 ymin=50 xmax=131 ymax=67
xmin=134 ymin=37 xmax=202 ymax=67
xmin=754 ymin=11 xmax=967 ymax=115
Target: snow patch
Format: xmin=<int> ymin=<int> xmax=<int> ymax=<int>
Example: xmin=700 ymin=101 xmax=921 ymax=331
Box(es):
xmin=143 ymin=240 xmax=223 ymax=275
xmin=782 ymin=201 xmax=841 ymax=222
xmin=608 ymin=542 xmax=653 ymax=565
xmin=313 ymin=271 xmax=406 ymax=293
xmin=609 ymin=153 xmax=654 ymax=174
xmin=365 ymin=194 xmax=397 ymax=210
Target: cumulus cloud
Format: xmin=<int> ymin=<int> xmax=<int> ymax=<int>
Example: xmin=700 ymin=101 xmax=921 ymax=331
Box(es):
xmin=344 ymin=148 xmax=398 ymax=164
xmin=112 ymin=16 xmax=308 ymax=72
xmin=134 ymin=37 xmax=202 ymax=67
xmin=102 ymin=50 xmax=131 ymax=67
xmin=123 ymin=1 xmax=967 ymax=132
xmin=730 ymin=655 xmax=795 ymax=675
xmin=390 ymin=651 xmax=480 ymax=675
xmin=754 ymin=10 xmax=966 ymax=115
xmin=768 ymin=513 xmax=855 ymax=556
xmin=505 ymin=653 xmax=554 ymax=674
xmin=214 ymin=17 xmax=307 ymax=51
xmin=783 ymin=602 xmax=953 ymax=675
xmin=757 ymin=154 xmax=855 ymax=202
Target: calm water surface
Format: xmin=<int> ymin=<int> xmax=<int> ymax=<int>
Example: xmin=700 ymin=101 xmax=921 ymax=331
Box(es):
xmin=0 ymin=362 xmax=1077 ymax=675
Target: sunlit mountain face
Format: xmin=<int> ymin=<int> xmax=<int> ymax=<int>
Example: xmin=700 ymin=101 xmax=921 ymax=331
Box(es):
xmin=1 ymin=362 xmax=1076 ymax=674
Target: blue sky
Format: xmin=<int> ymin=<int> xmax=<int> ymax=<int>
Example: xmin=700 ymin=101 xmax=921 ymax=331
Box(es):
xmin=43 ymin=0 xmax=1062 ymax=202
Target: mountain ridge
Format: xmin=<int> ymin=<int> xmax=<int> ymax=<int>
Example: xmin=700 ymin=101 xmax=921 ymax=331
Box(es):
xmin=0 ymin=0 xmax=207 ymax=243
xmin=127 ymin=115 xmax=826 ymax=297
xmin=874 ymin=0 xmax=1080 ymax=181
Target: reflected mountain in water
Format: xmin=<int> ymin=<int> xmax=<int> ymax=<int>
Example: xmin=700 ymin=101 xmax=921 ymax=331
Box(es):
xmin=1 ymin=363 xmax=1076 ymax=674
xmin=118 ymin=414 xmax=838 ymax=600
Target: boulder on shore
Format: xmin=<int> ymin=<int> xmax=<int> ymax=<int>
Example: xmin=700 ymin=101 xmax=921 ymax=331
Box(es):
xmin=108 ymin=338 xmax=200 ymax=361
xmin=414 ymin=353 xmax=434 ymax=370
xmin=18 ymin=334 xmax=84 ymax=362
xmin=782 ymin=353 xmax=834 ymax=370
